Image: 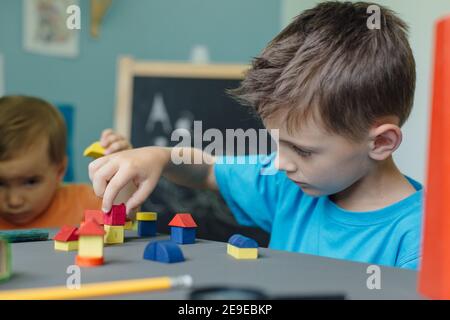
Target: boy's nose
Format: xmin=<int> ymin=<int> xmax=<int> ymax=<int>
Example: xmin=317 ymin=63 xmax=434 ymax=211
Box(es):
xmin=276 ymin=153 xmax=297 ymax=172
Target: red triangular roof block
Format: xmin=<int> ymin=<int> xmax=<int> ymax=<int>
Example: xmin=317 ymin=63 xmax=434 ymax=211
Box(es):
xmin=84 ymin=209 xmax=104 ymax=225
xmin=54 ymin=226 xmax=79 ymax=242
xmin=77 ymin=219 xmax=105 ymax=236
xmin=168 ymin=213 xmax=197 ymax=228
xmin=104 ymin=203 xmax=126 ymax=226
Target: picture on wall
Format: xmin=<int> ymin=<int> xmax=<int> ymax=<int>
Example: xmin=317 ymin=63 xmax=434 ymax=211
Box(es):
xmin=23 ymin=0 xmax=80 ymax=58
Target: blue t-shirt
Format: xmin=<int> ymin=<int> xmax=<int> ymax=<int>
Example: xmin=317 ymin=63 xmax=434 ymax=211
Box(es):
xmin=214 ymin=154 xmax=423 ymax=270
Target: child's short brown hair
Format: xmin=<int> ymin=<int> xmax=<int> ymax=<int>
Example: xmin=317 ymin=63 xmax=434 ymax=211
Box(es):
xmin=0 ymin=95 xmax=67 ymax=163
xmin=230 ymin=1 xmax=416 ymax=140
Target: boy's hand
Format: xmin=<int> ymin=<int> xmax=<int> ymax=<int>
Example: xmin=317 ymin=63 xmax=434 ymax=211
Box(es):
xmin=89 ymin=147 xmax=170 ymax=214
xmin=100 ymin=129 xmax=132 ymax=155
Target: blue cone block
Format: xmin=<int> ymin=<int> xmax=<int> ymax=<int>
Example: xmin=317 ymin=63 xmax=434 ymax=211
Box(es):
xmin=143 ymin=240 xmax=184 ymax=263
xmin=138 ymin=220 xmax=156 ymax=237
xmin=170 ymin=227 xmax=196 ymax=244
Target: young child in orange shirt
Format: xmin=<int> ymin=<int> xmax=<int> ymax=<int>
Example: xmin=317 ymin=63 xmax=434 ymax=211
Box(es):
xmin=0 ymin=95 xmax=131 ymax=230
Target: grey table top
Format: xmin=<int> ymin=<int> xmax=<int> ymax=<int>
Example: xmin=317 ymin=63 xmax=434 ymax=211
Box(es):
xmin=0 ymin=230 xmax=424 ymax=300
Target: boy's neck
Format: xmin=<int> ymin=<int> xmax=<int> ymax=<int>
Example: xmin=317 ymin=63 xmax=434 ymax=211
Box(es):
xmin=330 ymin=156 xmax=417 ymax=212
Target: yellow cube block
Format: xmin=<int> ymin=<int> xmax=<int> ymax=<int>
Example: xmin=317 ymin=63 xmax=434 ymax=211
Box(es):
xmin=54 ymin=240 xmax=78 ymax=251
xmin=83 ymin=142 xmax=105 ymax=159
xmin=227 ymin=244 xmax=258 ymax=259
xmin=78 ymin=236 xmax=103 ymax=258
xmin=104 ymin=225 xmax=124 ymax=244
xmin=136 ymin=212 xmax=157 ymax=221
xmin=124 ymin=220 xmax=133 ymax=230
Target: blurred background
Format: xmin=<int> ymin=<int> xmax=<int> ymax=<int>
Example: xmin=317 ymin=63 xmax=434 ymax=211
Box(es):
xmin=1 ymin=0 xmax=449 ymax=244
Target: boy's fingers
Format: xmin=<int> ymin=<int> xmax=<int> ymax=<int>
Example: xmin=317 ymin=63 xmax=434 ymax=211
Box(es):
xmin=92 ymin=162 xmax=118 ymax=198
xmin=88 ymin=156 xmax=110 ymax=181
xmin=102 ymin=167 xmax=134 ymax=212
xmin=106 ymin=140 xmax=131 ymax=154
xmin=102 ymin=135 xmax=126 ymax=151
xmin=100 ymin=129 xmax=114 ymax=147
xmin=125 ymin=179 xmax=157 ymax=214
xmin=101 ymin=128 xmax=113 ymax=137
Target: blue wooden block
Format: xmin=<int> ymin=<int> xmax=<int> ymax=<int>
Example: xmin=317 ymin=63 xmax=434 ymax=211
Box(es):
xmin=143 ymin=240 xmax=184 ymax=263
xmin=170 ymin=227 xmax=196 ymax=244
xmin=138 ymin=221 xmax=156 ymax=237
xmin=228 ymin=234 xmax=258 ymax=248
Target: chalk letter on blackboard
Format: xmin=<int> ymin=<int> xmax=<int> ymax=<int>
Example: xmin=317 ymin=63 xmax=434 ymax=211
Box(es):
xmin=146 ymin=94 xmax=172 ymax=134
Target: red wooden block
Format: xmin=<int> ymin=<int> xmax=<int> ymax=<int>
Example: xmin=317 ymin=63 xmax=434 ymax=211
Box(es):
xmin=103 ymin=203 xmax=126 ymax=226
xmin=77 ymin=219 xmax=105 ymax=236
xmin=168 ymin=213 xmax=197 ymax=228
xmin=54 ymin=226 xmax=79 ymax=242
xmin=84 ymin=210 xmax=104 ymax=225
xmin=75 ymin=255 xmax=104 ymax=267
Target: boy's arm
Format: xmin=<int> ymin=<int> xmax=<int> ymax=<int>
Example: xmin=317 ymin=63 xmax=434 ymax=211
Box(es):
xmin=162 ymin=147 xmax=218 ymax=191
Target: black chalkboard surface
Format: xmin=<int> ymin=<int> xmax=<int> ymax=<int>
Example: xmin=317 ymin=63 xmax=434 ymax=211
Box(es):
xmin=115 ymin=58 xmax=270 ymax=246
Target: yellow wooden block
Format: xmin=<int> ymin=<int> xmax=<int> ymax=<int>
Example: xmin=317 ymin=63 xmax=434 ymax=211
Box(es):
xmin=124 ymin=220 xmax=133 ymax=230
xmin=132 ymin=220 xmax=138 ymax=231
xmin=83 ymin=141 xmax=105 ymax=159
xmin=78 ymin=236 xmax=103 ymax=258
xmin=136 ymin=212 xmax=157 ymax=221
xmin=54 ymin=241 xmax=78 ymax=251
xmin=227 ymin=244 xmax=258 ymax=259
xmin=104 ymin=225 xmax=124 ymax=244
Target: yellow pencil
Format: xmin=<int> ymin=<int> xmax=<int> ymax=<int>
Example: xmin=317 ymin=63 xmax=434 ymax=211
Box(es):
xmin=0 ymin=275 xmax=192 ymax=300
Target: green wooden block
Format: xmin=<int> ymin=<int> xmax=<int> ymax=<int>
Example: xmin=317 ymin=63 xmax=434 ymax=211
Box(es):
xmin=0 ymin=237 xmax=12 ymax=282
xmin=0 ymin=229 xmax=49 ymax=243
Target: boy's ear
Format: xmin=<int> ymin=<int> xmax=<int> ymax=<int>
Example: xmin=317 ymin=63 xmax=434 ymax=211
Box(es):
xmin=56 ymin=156 xmax=68 ymax=181
xmin=368 ymin=124 xmax=402 ymax=161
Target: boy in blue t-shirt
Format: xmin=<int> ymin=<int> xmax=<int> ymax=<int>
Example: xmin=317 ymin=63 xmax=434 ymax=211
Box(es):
xmin=88 ymin=2 xmax=422 ymax=269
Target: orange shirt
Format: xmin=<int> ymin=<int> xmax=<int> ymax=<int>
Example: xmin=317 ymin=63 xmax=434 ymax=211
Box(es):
xmin=0 ymin=184 xmax=101 ymax=230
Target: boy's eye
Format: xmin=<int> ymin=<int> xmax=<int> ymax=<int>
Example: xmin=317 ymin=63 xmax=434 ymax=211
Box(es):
xmin=292 ymin=145 xmax=312 ymax=157
xmin=24 ymin=177 xmax=41 ymax=186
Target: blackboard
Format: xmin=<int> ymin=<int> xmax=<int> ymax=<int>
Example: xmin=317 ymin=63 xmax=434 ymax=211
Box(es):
xmin=115 ymin=57 xmax=270 ymax=246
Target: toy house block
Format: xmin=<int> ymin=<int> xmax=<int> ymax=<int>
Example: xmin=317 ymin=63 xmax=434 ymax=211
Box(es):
xmin=137 ymin=212 xmax=157 ymax=237
xmin=104 ymin=225 xmax=124 ymax=244
xmin=83 ymin=141 xmax=105 ymax=159
xmin=143 ymin=240 xmax=184 ymax=263
xmin=76 ymin=220 xmax=105 ymax=267
xmin=84 ymin=210 xmax=104 ymax=225
xmin=227 ymin=234 xmax=258 ymax=260
xmin=104 ymin=203 xmax=126 ymax=226
xmin=53 ymin=226 xmax=79 ymax=251
xmin=0 ymin=237 xmax=11 ymax=282
xmin=168 ymin=213 xmax=197 ymax=244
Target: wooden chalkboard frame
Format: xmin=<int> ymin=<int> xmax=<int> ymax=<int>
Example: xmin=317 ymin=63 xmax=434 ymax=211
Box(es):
xmin=114 ymin=56 xmax=249 ymax=139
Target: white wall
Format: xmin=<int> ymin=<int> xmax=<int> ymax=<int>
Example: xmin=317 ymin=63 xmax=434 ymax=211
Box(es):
xmin=282 ymin=0 xmax=450 ymax=183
